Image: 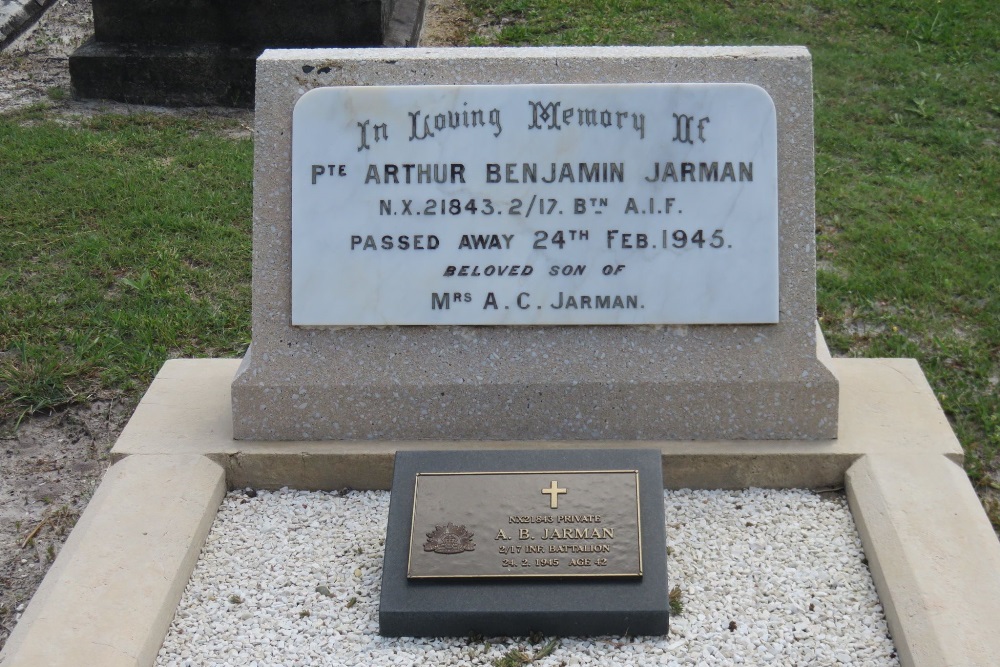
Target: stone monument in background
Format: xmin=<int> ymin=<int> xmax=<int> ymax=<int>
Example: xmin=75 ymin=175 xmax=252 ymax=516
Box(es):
xmin=68 ymin=0 xmax=425 ymax=107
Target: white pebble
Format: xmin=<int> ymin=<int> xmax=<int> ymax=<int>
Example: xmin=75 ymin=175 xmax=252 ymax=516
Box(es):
xmin=155 ymin=488 xmax=900 ymax=667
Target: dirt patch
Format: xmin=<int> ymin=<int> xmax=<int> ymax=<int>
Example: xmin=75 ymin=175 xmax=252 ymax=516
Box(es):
xmin=421 ymin=0 xmax=528 ymax=46
xmin=0 ymin=0 xmax=92 ymax=113
xmin=0 ymin=395 xmax=133 ymax=650
xmin=420 ymin=0 xmax=473 ymax=46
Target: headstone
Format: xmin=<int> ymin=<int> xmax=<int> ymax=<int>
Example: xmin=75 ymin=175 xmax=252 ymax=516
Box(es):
xmin=232 ymin=46 xmax=839 ymax=441
xmin=67 ymin=0 xmax=425 ymax=107
xmin=379 ymin=449 xmax=669 ymax=637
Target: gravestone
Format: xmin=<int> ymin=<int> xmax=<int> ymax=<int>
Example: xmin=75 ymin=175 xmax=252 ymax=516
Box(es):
xmin=67 ymin=0 xmax=425 ymax=107
xmin=232 ymin=46 xmax=838 ymax=636
xmin=231 ymin=46 xmax=839 ymax=441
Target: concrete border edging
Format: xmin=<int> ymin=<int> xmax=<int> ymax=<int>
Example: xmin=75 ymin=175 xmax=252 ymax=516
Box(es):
xmin=847 ymin=454 xmax=1000 ymax=667
xmin=0 ymin=455 xmax=225 ymax=667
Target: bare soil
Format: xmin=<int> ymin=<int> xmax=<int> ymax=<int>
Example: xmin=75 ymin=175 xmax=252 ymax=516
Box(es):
xmin=421 ymin=0 xmax=473 ymax=47
xmin=0 ymin=398 xmax=133 ymax=648
xmin=0 ymin=0 xmax=92 ymax=112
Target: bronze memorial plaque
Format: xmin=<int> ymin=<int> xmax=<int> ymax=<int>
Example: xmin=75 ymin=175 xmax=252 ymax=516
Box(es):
xmin=407 ymin=470 xmax=642 ymax=578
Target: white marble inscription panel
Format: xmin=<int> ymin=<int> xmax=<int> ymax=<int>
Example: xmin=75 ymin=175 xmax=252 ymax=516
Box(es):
xmin=292 ymin=84 xmax=778 ymax=325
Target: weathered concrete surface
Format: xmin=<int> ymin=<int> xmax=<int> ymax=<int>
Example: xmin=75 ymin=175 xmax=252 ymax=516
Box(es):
xmin=848 ymin=455 xmax=1000 ymax=667
xmin=0 ymin=455 xmax=225 ymax=667
xmin=123 ymin=356 xmax=956 ymax=490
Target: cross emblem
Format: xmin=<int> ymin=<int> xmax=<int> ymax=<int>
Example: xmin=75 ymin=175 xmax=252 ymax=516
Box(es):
xmin=541 ymin=480 xmax=567 ymax=509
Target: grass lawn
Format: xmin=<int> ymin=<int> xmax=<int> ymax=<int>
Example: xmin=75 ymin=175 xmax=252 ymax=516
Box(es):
xmin=0 ymin=112 xmax=253 ymax=423
xmin=1 ymin=2 xmax=997 ymax=521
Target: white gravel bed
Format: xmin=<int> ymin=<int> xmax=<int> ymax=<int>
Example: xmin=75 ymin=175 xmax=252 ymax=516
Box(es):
xmin=156 ymin=488 xmax=899 ymax=667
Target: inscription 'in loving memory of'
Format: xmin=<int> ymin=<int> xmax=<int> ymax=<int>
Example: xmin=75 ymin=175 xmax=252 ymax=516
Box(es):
xmin=291 ymin=83 xmax=779 ymax=326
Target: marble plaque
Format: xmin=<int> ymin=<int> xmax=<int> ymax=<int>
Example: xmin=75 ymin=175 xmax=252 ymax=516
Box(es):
xmin=407 ymin=471 xmax=642 ymax=579
xmin=291 ymin=83 xmax=778 ymax=326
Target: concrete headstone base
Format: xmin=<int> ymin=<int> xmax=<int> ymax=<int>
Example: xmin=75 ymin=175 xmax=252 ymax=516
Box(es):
xmin=1 ymin=356 xmax=999 ymax=666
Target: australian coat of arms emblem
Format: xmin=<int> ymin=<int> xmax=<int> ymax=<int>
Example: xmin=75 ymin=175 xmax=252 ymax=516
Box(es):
xmin=423 ymin=523 xmax=476 ymax=554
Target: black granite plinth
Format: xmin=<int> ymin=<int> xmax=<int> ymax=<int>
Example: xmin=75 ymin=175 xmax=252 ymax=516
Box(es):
xmin=90 ymin=0 xmax=383 ymax=47
xmin=379 ymin=449 xmax=669 ymax=637
xmin=69 ymin=41 xmax=256 ymax=107
xmin=69 ymin=0 xmax=424 ymax=108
